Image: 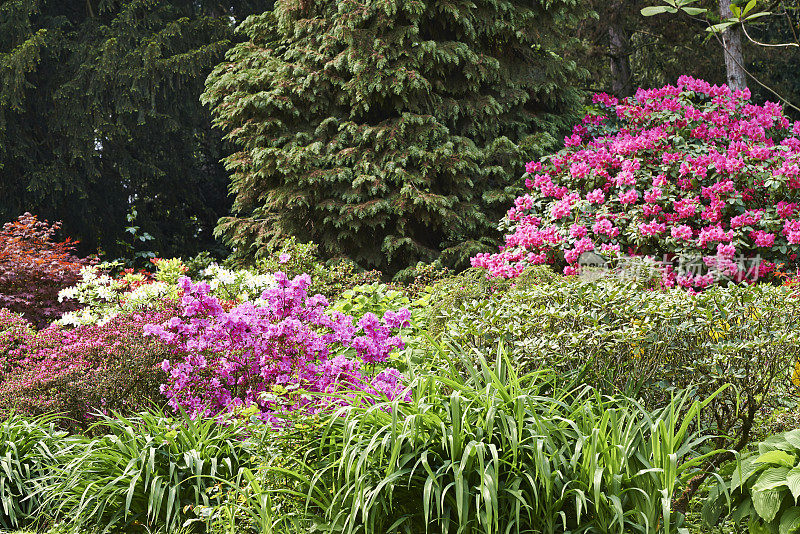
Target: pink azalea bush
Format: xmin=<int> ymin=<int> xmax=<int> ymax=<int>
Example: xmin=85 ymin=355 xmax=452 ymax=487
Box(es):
xmin=0 ymin=309 xmax=33 ymax=374
xmin=144 ymin=272 xmax=411 ymax=420
xmin=472 ymin=76 xmax=800 ymax=288
xmin=0 ymin=307 xmax=176 ymax=428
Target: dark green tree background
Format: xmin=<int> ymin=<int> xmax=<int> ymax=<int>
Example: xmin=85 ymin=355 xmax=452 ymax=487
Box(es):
xmin=202 ymin=0 xmax=588 ymax=276
xmin=0 ymin=0 xmax=272 ymax=258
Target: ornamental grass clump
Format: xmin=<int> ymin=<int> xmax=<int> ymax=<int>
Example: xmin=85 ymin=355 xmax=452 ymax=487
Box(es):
xmin=0 ymin=414 xmax=77 ymax=529
xmin=45 ymin=410 xmax=253 ymax=533
xmin=241 ymin=344 xmax=725 ymax=534
xmin=473 ymin=76 xmax=800 ymax=288
xmin=144 ymin=272 xmax=411 ymax=420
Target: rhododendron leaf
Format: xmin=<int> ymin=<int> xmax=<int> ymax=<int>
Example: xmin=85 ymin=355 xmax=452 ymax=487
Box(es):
xmin=681 ymin=7 xmax=707 ymax=15
xmin=706 ymin=21 xmax=737 ymax=32
xmin=743 ymin=12 xmax=771 ymax=22
xmin=641 ymin=5 xmax=675 ymax=16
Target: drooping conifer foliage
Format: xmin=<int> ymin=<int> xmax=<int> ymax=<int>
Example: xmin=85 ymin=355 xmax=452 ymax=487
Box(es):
xmin=203 ymin=0 xmax=588 ymax=275
xmin=0 ymin=0 xmax=273 ymax=258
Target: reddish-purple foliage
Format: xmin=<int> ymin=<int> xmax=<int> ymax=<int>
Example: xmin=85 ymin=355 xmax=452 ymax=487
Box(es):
xmin=473 ymin=77 xmax=800 ymax=288
xmin=145 ymin=272 xmax=412 ymax=421
xmin=0 ymin=213 xmax=91 ymax=327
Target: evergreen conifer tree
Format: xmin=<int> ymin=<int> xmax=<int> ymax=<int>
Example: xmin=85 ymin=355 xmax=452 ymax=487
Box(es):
xmin=203 ymin=0 xmax=588 ymax=275
xmin=0 ymin=0 xmax=272 ymax=258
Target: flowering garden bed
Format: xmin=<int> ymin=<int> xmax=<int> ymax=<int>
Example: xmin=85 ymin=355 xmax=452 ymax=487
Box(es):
xmin=2 ymin=79 xmax=800 ymax=533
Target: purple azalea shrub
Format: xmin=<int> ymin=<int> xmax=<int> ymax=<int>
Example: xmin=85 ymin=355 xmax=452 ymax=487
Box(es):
xmin=472 ymin=76 xmax=800 ymax=288
xmin=144 ymin=272 xmax=412 ymax=420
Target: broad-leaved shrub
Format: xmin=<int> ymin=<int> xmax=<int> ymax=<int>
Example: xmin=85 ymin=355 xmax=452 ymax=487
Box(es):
xmin=0 ymin=213 xmax=90 ymax=327
xmin=704 ymin=429 xmax=800 ymax=533
xmin=474 ymin=77 xmax=800 ymax=288
xmin=438 ymin=276 xmax=800 ymax=453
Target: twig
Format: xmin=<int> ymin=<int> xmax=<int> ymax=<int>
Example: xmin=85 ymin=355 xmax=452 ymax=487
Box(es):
xmin=741 ymin=22 xmax=799 ymax=47
xmin=695 ymin=14 xmax=800 ymax=113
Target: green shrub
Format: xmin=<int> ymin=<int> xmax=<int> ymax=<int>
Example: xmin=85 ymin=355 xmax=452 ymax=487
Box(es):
xmin=45 ymin=410 xmax=254 ymax=533
xmin=240 ymin=344 xmax=724 ymax=534
xmin=438 ymin=276 xmax=800 ymax=453
xmin=251 ymin=238 xmax=382 ymax=301
xmin=423 ymin=265 xmax=559 ymax=337
xmin=331 ymin=283 xmax=411 ymax=321
xmin=390 ymin=261 xmax=451 ymax=295
xmin=183 ymin=251 xmax=216 ymax=279
xmin=703 ymin=429 xmax=800 ymax=533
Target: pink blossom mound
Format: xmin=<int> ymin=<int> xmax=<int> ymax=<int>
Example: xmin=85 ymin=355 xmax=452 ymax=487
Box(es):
xmin=473 ymin=76 xmax=800 ymax=288
xmin=144 ymin=272 xmax=412 ymax=421
xmin=0 ymin=306 xmax=176 ymax=427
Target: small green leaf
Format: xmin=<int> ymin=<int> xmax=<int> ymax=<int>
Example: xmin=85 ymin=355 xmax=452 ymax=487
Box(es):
xmin=743 ymin=11 xmax=772 ymax=21
xmin=681 ymin=6 xmax=707 ymax=14
xmin=706 ymin=21 xmax=737 ymax=32
xmin=641 ymin=5 xmax=673 ymax=15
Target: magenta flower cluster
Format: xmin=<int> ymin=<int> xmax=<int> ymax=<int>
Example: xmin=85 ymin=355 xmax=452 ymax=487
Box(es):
xmin=472 ymin=76 xmax=800 ymax=287
xmin=144 ymin=273 xmax=412 ymax=420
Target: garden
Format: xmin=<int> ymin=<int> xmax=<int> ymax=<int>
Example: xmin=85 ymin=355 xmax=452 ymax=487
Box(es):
xmin=4 ymin=1 xmax=800 ymax=533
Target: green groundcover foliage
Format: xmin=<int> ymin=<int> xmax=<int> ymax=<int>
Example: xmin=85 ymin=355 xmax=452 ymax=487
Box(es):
xmin=202 ymin=0 xmax=588 ymax=276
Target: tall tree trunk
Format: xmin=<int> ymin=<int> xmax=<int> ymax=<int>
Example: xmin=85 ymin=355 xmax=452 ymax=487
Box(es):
xmin=608 ymin=21 xmax=633 ymax=97
xmin=718 ymin=0 xmax=747 ymax=90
